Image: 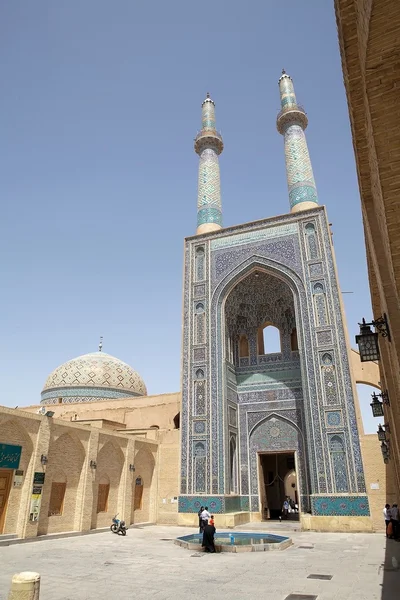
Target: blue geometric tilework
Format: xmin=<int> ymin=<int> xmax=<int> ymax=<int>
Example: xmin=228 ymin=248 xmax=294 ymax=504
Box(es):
xmin=311 ymin=496 xmax=370 ymax=516
xmin=180 ymin=203 xmax=368 ymax=519
xmin=326 ymin=411 xmax=342 ymax=427
xmin=178 ymin=496 xmax=224 ymax=514
xmin=198 ymin=207 xmax=222 ymax=226
xmin=289 ymin=185 xmax=318 ymax=208
xmin=178 ymin=495 xmax=246 ymax=514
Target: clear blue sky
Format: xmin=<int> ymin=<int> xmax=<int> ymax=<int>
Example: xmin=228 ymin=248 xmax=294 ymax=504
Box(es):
xmin=0 ymin=2 xmax=379 ymax=432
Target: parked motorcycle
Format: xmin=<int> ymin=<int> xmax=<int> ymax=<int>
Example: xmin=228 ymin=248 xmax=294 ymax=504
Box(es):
xmin=110 ymin=514 xmax=127 ymax=535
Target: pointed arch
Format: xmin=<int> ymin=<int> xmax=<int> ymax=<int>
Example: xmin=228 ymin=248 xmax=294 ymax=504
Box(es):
xmin=93 ymin=439 xmax=125 ymax=529
xmin=41 ymin=431 xmax=86 ymax=535
xmin=212 ymin=256 xmax=308 ymax=498
xmin=131 ymin=446 xmax=156 ymax=525
xmin=259 ymin=323 xmax=281 ymax=354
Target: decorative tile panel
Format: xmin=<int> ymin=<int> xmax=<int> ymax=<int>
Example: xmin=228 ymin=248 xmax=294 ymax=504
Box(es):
xmin=325 ymin=411 xmax=342 ymax=427
xmin=311 ymin=496 xmax=370 ymax=516
xmin=316 ymin=330 xmax=332 ymax=346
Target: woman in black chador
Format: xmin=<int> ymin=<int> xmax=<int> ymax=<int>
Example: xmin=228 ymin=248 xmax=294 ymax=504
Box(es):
xmin=198 ymin=506 xmax=204 ymax=534
xmin=202 ymin=523 xmax=216 ymax=553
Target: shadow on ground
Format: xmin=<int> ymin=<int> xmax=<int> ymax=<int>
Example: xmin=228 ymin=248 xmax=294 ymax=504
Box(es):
xmin=382 ymin=537 xmax=400 ymax=600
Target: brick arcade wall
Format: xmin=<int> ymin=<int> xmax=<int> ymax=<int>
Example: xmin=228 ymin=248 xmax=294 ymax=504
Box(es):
xmin=0 ymin=406 xmax=160 ymax=538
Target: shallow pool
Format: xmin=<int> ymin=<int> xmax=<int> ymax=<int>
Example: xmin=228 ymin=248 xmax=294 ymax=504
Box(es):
xmin=179 ymin=533 xmax=285 ymax=545
xmin=175 ymin=531 xmax=292 ymax=553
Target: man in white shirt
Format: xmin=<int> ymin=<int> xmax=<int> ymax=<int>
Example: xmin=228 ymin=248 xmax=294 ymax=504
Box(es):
xmin=383 ymin=504 xmax=391 ymax=537
xmin=200 ymin=506 xmax=211 ymax=527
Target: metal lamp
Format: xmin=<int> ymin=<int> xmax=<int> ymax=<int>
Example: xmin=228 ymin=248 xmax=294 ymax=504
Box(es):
xmin=355 ymin=314 xmax=390 ymax=362
xmin=377 ymin=424 xmax=387 ymax=442
xmin=370 ymin=392 xmax=384 ymax=417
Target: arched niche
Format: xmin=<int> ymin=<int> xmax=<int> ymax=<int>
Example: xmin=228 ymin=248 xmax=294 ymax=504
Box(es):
xmin=93 ymin=440 xmax=125 ymax=530
xmin=131 ymin=446 xmax=155 ymax=525
xmin=40 ymin=432 xmax=86 ymax=535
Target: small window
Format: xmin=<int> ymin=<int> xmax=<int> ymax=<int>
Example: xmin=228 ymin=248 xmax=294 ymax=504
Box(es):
xmin=48 ymin=482 xmax=66 ymax=516
xmin=194 ymin=442 xmax=206 ymax=457
xmin=313 ymin=282 xmax=324 ymax=294
xmin=97 ymin=483 xmax=110 ymax=513
xmin=262 ymin=325 xmax=281 ymax=354
xmin=173 ymin=413 xmax=180 ymax=429
xmin=195 ymin=368 xmax=204 ymax=379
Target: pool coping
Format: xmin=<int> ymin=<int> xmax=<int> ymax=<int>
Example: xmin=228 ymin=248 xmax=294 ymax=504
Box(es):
xmin=175 ymin=532 xmax=293 ymax=553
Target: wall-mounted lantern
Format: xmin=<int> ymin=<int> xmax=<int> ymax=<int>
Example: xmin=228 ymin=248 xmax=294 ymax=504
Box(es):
xmin=370 ymin=392 xmax=385 ymax=417
xmin=355 ymin=314 xmax=390 ymax=362
xmin=40 ymin=454 xmax=48 ymax=465
xmin=129 ymin=464 xmax=135 ymax=472
xmin=90 ymin=460 xmax=97 ymax=469
xmin=381 ymin=441 xmax=390 ymax=463
xmin=377 ymin=424 xmax=387 ymax=442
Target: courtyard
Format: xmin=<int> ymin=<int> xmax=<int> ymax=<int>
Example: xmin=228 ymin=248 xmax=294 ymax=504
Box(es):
xmin=0 ymin=525 xmax=399 ymax=600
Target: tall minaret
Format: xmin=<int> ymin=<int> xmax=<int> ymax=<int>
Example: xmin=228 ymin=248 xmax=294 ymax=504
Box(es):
xmin=276 ymin=70 xmax=318 ymax=213
xmin=194 ymin=93 xmax=224 ymax=234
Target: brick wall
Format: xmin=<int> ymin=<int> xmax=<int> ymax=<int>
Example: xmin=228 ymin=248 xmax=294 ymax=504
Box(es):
xmin=335 ymin=0 xmax=400 ymax=500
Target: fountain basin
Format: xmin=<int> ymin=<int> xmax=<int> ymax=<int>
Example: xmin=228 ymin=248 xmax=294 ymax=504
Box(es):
xmin=175 ymin=532 xmax=292 ymax=553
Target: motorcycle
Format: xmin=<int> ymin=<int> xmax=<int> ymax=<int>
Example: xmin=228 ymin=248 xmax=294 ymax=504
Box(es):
xmin=110 ymin=514 xmax=127 ymax=535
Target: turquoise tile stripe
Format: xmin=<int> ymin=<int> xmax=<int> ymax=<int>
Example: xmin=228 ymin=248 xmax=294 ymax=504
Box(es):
xmin=311 ymin=496 xmax=370 ymax=516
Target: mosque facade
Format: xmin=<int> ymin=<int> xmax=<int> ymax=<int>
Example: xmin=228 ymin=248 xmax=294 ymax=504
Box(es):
xmin=178 ymin=72 xmax=372 ymax=528
xmin=0 ymin=73 xmax=386 ymax=540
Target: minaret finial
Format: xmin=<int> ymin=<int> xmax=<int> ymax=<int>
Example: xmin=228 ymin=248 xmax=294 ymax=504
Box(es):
xmin=276 ymin=71 xmax=318 ymax=213
xmin=194 ymin=93 xmax=224 ymax=235
xmin=99 ymin=336 xmax=103 ymax=352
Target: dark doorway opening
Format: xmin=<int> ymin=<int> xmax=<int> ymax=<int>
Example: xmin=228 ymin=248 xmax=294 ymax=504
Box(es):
xmin=259 ymin=452 xmax=299 ymax=520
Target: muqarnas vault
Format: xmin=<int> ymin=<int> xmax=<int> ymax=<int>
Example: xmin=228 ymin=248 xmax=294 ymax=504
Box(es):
xmin=179 ymin=71 xmax=369 ymax=526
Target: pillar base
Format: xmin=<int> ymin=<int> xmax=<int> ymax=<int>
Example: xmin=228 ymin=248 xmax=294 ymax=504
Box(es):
xmin=196 ymin=223 xmax=222 ymax=235
xmin=291 ymin=201 xmax=319 ymax=213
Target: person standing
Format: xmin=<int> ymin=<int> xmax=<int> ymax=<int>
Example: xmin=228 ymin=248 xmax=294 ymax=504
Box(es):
xmin=390 ymin=504 xmax=399 ymax=540
xmin=202 ymin=522 xmax=216 ymax=553
xmin=383 ymin=503 xmax=391 ymax=537
xmin=198 ymin=506 xmax=204 ymax=534
xmin=200 ymin=506 xmax=211 ymax=528
xmin=282 ymin=499 xmax=290 ymax=520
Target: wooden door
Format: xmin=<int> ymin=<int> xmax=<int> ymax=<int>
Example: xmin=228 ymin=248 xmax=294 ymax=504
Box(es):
xmin=0 ymin=469 xmax=13 ymax=533
xmin=134 ymin=478 xmax=143 ymax=510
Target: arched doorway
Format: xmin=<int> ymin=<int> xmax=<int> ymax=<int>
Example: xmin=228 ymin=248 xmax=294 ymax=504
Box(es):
xmin=249 ymin=416 xmax=304 ymax=520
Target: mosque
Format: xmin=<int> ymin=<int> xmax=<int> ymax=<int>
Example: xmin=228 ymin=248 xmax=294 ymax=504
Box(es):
xmin=0 ymin=72 xmax=386 ymax=540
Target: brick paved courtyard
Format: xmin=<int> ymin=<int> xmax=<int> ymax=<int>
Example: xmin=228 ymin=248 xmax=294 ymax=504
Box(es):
xmin=0 ymin=526 xmax=399 ymax=600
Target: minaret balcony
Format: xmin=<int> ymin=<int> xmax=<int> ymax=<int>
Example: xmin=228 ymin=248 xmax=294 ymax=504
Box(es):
xmin=194 ymin=129 xmax=224 ymax=155
xmin=276 ymin=105 xmax=308 ymax=133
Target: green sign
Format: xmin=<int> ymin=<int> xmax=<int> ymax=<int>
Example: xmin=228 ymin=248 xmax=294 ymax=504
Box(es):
xmin=0 ymin=443 xmax=22 ymax=469
xmin=33 ymin=472 xmax=45 ymax=485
